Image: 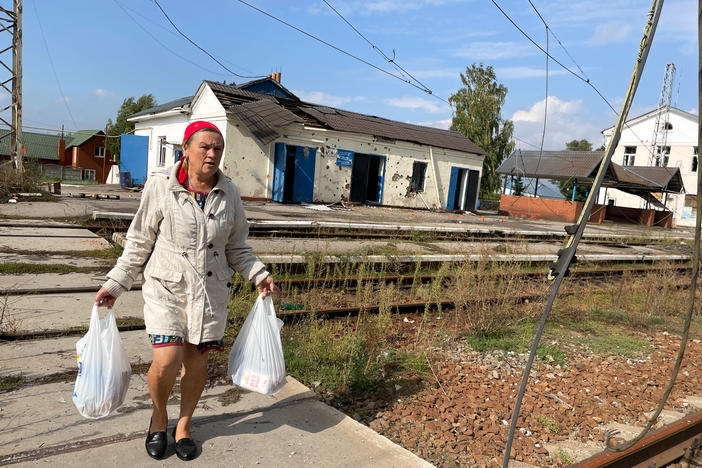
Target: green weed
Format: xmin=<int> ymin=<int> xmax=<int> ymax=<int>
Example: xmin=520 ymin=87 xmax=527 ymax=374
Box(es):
xmin=537 ymin=415 xmax=559 ymax=434
xmin=0 ymin=263 xmax=103 ymax=275
xmin=0 ymin=374 xmax=26 ymax=392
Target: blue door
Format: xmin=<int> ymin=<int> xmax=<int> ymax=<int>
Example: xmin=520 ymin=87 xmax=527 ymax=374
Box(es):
xmin=272 ymin=142 xmax=286 ymax=202
xmin=293 ymin=146 xmax=316 ymax=203
xmin=120 ymin=134 xmax=148 ymax=185
xmin=373 ymin=154 xmax=386 ymax=204
xmin=446 ymin=167 xmax=460 ymax=209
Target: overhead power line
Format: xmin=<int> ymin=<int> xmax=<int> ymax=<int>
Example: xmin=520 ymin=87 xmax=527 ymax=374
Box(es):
xmin=321 ymin=0 xmax=436 ymax=97
xmin=490 ymin=0 xmax=656 ymax=160
xmin=235 ymin=0 xmax=450 ymax=104
xmin=112 ymin=0 xmax=227 ymax=77
xmin=152 ymin=0 xmax=264 ymax=79
xmin=30 ymin=0 xmax=77 ymax=129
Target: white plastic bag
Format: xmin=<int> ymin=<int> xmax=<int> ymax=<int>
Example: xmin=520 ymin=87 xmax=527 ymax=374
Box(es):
xmin=72 ymin=305 xmax=132 ymax=419
xmin=228 ymin=294 xmax=286 ymax=395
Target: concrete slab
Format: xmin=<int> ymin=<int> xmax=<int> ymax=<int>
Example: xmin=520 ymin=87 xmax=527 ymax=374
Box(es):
xmin=683 ymin=395 xmax=702 ymax=409
xmin=0 ymin=198 xmax=139 ymax=219
xmin=0 ymin=253 xmax=109 ymax=268
xmin=3 ymin=291 xmax=145 ymax=333
xmin=544 ymin=439 xmax=603 ymax=464
xmin=644 ymin=409 xmax=687 ymax=425
xmin=0 ymin=226 xmax=109 ymax=252
xmin=1 ymin=378 xmax=433 ymax=468
xmin=0 ymin=330 xmax=151 ymax=379
xmin=0 ymin=273 xmax=108 ymax=292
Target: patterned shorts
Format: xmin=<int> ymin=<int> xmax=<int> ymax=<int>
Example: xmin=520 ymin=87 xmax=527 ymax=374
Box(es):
xmin=148 ymin=334 xmax=225 ymax=354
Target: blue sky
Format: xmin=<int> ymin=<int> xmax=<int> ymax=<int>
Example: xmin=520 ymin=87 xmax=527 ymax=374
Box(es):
xmin=13 ymin=0 xmax=696 ymax=150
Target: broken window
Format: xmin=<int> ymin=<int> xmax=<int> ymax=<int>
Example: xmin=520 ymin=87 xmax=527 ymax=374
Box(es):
xmin=693 ymin=147 xmax=698 ymax=172
xmin=410 ymin=161 xmax=428 ymax=192
xmin=655 ymin=145 xmax=670 ymax=167
xmin=158 ymin=137 xmax=166 ymax=167
xmin=623 ymin=146 xmax=636 ymax=166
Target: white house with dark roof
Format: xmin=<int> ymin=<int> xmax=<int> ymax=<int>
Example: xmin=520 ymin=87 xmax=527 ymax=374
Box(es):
xmin=128 ymin=76 xmax=486 ymax=210
xmin=598 ymin=106 xmax=698 ymax=225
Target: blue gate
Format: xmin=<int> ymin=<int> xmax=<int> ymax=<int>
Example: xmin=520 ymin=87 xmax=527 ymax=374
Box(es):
xmin=120 ymin=134 xmax=148 ymax=185
xmin=272 ymin=142 xmax=286 ymax=202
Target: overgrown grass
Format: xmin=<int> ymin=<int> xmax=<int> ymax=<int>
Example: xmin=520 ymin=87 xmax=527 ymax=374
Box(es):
xmin=0 ymin=161 xmax=50 ymax=199
xmin=536 ymin=414 xmax=559 ymax=434
xmin=0 ymin=374 xmax=26 ymax=392
xmin=0 ymin=263 xmax=103 ymax=275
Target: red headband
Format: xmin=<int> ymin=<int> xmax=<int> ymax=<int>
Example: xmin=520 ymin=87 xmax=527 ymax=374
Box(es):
xmin=183 ymin=121 xmax=222 ymax=145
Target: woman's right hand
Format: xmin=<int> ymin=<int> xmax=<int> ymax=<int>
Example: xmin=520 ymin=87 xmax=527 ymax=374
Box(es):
xmin=95 ymin=287 xmax=116 ymax=308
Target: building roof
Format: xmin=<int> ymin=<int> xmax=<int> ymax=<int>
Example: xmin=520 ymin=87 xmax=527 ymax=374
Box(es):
xmin=615 ymin=165 xmax=685 ymax=192
xmin=496 ymin=150 xmax=684 ymax=195
xmin=601 ymin=105 xmax=698 ymax=134
xmin=0 ymin=129 xmax=60 ymax=161
xmin=496 ymin=150 xmax=609 ymax=180
xmin=66 ymin=130 xmax=105 ymax=149
xmin=207 ymin=79 xmax=485 ymax=155
xmin=229 ymin=99 xmax=303 ymax=145
xmin=130 ymin=96 xmax=193 ymax=119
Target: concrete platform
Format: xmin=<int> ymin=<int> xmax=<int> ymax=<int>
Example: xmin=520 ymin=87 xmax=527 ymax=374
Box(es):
xmin=0 ymin=253 xmax=109 ymax=268
xmin=0 ymin=273 xmax=108 ymax=293
xmin=2 ymin=291 xmax=145 ymax=333
xmin=0 ymin=330 xmax=151 ymax=379
xmin=0 ymin=226 xmax=109 ymax=252
xmin=0 ymin=378 xmax=433 ymax=468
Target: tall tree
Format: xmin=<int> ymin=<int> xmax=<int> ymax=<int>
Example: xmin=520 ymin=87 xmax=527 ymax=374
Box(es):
xmin=106 ymin=94 xmax=157 ymax=162
xmin=449 ymin=63 xmax=514 ymax=197
xmin=557 ymin=139 xmax=593 ymax=201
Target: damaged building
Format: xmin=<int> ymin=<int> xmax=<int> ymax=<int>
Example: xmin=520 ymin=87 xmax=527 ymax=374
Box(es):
xmin=126 ymin=75 xmax=485 ymax=210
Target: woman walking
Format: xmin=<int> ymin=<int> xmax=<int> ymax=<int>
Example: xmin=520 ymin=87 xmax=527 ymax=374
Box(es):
xmin=94 ymin=121 xmax=278 ymax=460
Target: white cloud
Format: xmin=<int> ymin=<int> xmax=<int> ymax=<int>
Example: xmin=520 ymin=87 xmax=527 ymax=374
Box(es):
xmin=511 ymin=96 xmax=605 ymax=150
xmin=495 ymin=66 xmax=570 ymax=80
xmin=415 ymin=118 xmax=452 ymax=129
xmin=385 ymin=96 xmax=448 ymax=113
xmin=453 ymin=42 xmax=536 ymax=60
xmin=294 ymin=90 xmax=365 ymax=107
xmin=54 ymin=97 xmax=70 ymax=104
xmin=588 ymin=21 xmax=632 ymax=45
xmin=512 ymin=96 xmax=582 ymax=123
xmin=92 ymin=88 xmax=111 ymax=96
xmin=687 ymin=108 xmax=697 ymax=115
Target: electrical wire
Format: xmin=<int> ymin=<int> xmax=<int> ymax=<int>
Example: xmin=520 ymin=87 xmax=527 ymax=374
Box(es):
xmin=151 ymin=0 xmax=265 ymax=80
xmin=501 ymin=1 xmax=663 ymax=465
xmin=321 ymin=0 xmax=436 ymax=97
xmin=112 ymin=0 xmax=227 ymax=77
xmin=490 ymin=0 xmax=657 ymax=161
xmin=30 ymin=0 xmax=78 ymax=130
xmin=234 ymin=0 xmax=450 ymax=104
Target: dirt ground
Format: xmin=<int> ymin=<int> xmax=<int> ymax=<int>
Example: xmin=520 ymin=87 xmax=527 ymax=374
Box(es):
xmin=332 ymin=313 xmax=702 ymax=467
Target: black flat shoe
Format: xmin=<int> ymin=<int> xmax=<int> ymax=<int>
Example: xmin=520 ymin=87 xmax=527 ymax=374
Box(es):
xmin=172 ymin=422 xmax=198 ymax=461
xmin=145 ymin=419 xmax=168 ymax=460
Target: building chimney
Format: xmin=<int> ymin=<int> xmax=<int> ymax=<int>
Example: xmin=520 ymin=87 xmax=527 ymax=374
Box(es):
xmin=275 ymin=72 xmax=281 ymax=83
xmin=58 ymin=138 xmax=66 ymax=165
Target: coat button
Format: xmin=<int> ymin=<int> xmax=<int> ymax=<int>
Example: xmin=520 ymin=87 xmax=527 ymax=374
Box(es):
xmin=208 ymin=213 xmax=215 ymax=219
xmin=207 ymin=243 xmax=213 ymax=249
xmin=207 ymin=271 xmax=212 ymax=277
xmin=226 ymin=282 xmax=232 ymax=288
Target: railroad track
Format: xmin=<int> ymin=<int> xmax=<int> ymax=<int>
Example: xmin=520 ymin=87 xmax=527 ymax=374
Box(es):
xmin=572 ymin=410 xmax=702 ymax=467
xmin=0 ymin=264 xmax=690 ymax=297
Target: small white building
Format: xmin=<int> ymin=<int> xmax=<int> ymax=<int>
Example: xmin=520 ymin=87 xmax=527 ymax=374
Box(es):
xmin=128 ymin=76 xmax=486 ymax=210
xmin=599 ymin=106 xmax=698 ymax=224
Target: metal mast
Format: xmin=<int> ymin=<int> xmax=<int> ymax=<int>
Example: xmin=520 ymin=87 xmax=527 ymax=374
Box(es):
xmin=0 ymin=0 xmax=21 ymax=171
xmin=649 ymin=63 xmax=676 ymax=167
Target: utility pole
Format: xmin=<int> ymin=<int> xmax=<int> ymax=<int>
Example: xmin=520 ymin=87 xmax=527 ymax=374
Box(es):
xmin=0 ymin=0 xmax=21 ymax=171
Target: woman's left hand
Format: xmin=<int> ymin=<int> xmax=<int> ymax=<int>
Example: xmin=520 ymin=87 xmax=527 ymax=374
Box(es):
xmin=257 ymin=275 xmax=281 ymax=298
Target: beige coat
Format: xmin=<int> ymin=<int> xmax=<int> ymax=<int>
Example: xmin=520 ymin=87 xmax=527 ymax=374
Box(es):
xmin=103 ymin=162 xmax=268 ymax=344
